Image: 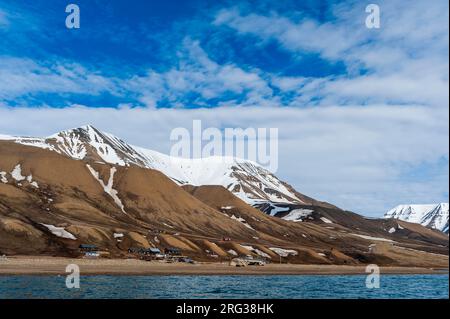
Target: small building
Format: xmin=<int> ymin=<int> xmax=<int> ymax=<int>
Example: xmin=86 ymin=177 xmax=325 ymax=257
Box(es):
xmin=129 ymin=247 xmax=162 ymax=255
xmin=79 ymin=244 xmax=97 ymax=252
xmin=230 ymin=258 xmax=247 ymax=267
xmin=165 ymin=255 xmax=190 ymax=263
xmin=141 ymin=249 xmax=166 ymax=261
xmin=164 ymin=247 xmax=181 ymax=256
xmin=129 ymin=247 xmax=166 ymax=260
xmin=146 ymin=248 xmax=162 ymax=255
xmin=79 ymin=244 xmax=100 ymax=259
xmin=244 ymin=256 xmax=267 ymax=266
xmin=230 ymin=257 xmax=266 ymax=267
xmin=179 ymin=257 xmax=194 ymax=264
xmin=84 ymin=251 xmax=100 ymax=259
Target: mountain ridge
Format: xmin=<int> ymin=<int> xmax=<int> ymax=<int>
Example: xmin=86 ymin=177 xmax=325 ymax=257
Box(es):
xmin=0 ymin=125 xmax=336 ymax=215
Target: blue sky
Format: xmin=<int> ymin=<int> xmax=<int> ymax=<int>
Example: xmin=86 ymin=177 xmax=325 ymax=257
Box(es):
xmin=0 ymin=0 xmax=350 ymax=108
xmin=0 ymin=0 xmax=448 ymax=216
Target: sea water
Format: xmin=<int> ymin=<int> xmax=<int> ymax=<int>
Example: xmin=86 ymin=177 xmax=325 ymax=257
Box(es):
xmin=0 ymin=274 xmax=448 ymax=299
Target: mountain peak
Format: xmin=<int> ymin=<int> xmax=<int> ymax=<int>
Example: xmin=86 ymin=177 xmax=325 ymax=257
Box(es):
xmin=51 ymin=124 xmax=102 ymax=137
xmin=81 ymin=124 xmax=96 ymax=130
xmin=1 ymin=125 xmax=327 ymax=211
xmin=76 ymin=124 xmax=99 ymax=134
xmin=385 ymin=203 xmax=449 ymax=234
xmin=46 ymin=125 xmax=142 ymax=165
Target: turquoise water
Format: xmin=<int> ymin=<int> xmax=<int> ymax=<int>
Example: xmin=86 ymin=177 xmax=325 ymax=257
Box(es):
xmin=0 ymin=274 xmax=448 ymax=299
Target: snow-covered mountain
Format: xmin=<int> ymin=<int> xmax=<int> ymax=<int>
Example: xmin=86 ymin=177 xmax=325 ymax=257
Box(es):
xmin=1 ymin=125 xmax=328 ymax=213
xmin=385 ymin=203 xmax=449 ymax=234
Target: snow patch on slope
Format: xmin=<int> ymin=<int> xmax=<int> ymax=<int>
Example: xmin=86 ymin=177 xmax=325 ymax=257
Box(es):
xmin=351 ymin=233 xmax=394 ymax=243
xmin=385 ymin=203 xmax=449 ymax=234
xmin=26 ymin=174 xmax=39 ymax=188
xmin=51 ymin=133 xmax=87 ymax=160
xmin=227 ymin=249 xmax=238 ymax=256
xmin=269 ymin=247 xmax=298 ymax=257
xmin=10 ymin=164 xmax=25 ymax=182
xmin=0 ymin=171 xmax=7 ymax=183
xmin=240 ymin=245 xmax=271 ymax=259
xmin=230 ymin=215 xmax=255 ymax=230
xmin=41 ymin=224 xmax=77 ymax=240
xmin=320 ymin=217 xmax=333 ymax=224
xmin=86 ymin=164 xmax=126 ymax=214
xmin=282 ymin=209 xmax=313 ymax=222
xmin=267 ymin=205 xmax=290 ymax=217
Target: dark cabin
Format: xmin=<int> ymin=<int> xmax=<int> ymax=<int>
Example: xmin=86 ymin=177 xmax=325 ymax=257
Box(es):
xmin=164 ymin=247 xmax=181 ymax=256
xmin=128 ymin=247 xmax=162 ymax=255
xmin=79 ymin=244 xmax=97 ymax=252
xmin=140 ymin=248 xmax=162 ymax=255
xmin=147 ymin=248 xmax=161 ymax=255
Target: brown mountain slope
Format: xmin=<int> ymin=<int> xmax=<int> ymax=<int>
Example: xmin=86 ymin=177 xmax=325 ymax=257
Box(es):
xmin=275 ymin=203 xmax=448 ymax=247
xmin=183 ymin=185 xmax=449 ymax=262
xmin=2 ymin=125 xmax=340 ymax=215
xmin=0 ymin=141 xmax=263 ymax=255
xmin=0 ymin=141 xmax=448 ymax=267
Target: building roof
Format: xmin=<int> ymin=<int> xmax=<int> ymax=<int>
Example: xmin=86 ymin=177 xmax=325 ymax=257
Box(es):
xmin=79 ymin=244 xmax=97 ymax=249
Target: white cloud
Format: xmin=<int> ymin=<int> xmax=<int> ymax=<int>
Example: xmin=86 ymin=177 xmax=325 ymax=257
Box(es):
xmin=270 ymin=76 xmax=308 ymax=91
xmin=214 ymin=1 xmax=449 ymax=108
xmin=0 ymin=39 xmax=277 ymax=108
xmin=0 ymin=57 xmax=118 ymax=100
xmin=214 ymin=7 xmax=361 ymax=61
xmin=123 ymin=39 xmax=274 ymax=107
xmin=319 ymin=74 xmax=449 ymax=107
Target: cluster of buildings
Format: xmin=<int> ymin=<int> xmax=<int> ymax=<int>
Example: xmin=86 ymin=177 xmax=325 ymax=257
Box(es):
xmin=127 ymin=247 xmax=193 ymax=263
xmin=78 ymin=244 xmax=194 ymax=263
xmin=78 ymin=243 xmax=268 ymax=266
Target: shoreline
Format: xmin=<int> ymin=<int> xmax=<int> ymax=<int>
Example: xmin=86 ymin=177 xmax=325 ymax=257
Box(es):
xmin=0 ymin=257 xmax=448 ymax=276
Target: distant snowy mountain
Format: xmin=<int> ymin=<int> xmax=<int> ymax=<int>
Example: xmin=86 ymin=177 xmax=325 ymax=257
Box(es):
xmin=385 ymin=203 xmax=449 ymax=234
xmin=1 ymin=125 xmax=331 ymax=213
